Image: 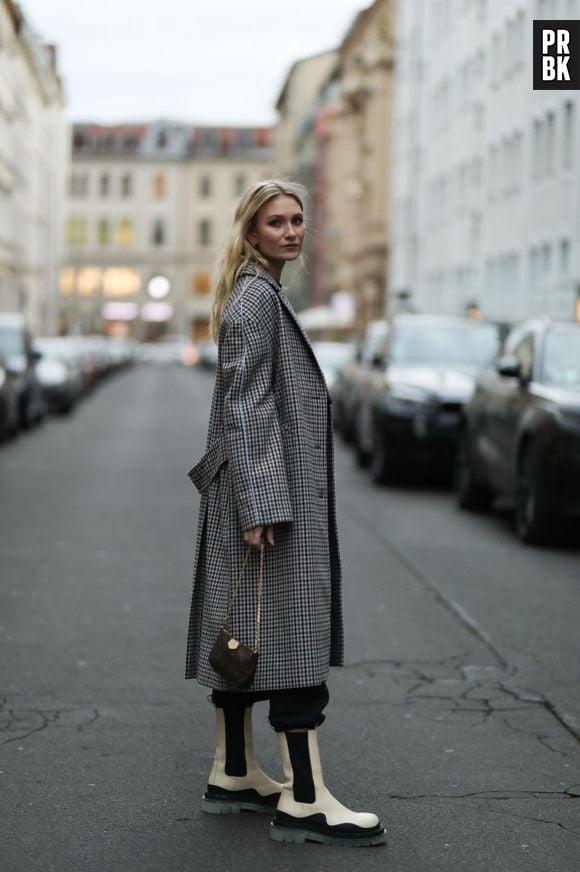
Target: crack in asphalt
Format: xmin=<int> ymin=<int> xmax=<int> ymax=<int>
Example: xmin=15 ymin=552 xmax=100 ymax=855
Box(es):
xmin=343 ymin=499 xmax=580 ymax=744
xmin=0 ymin=698 xmax=101 ymax=745
xmin=389 ymin=789 xmax=580 ymax=837
xmin=343 ymin=658 xmax=577 ymax=759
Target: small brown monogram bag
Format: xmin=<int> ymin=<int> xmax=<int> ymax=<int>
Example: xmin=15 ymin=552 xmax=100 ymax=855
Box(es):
xmin=208 ymin=544 xmax=264 ymax=690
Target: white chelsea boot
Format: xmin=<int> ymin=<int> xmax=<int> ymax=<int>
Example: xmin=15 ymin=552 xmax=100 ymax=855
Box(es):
xmin=270 ymin=727 xmax=387 ymax=846
xmin=202 ymin=705 xmax=283 ymax=814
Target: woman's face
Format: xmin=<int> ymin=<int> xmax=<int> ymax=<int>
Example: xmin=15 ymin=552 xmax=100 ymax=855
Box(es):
xmin=248 ymin=195 xmax=305 ymax=266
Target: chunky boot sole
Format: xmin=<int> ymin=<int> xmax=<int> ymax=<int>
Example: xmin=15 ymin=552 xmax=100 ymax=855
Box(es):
xmin=270 ymin=822 xmax=387 ymax=847
xmin=202 ymin=786 xmax=280 ymax=815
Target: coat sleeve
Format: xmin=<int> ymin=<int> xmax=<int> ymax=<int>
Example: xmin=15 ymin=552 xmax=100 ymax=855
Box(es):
xmin=220 ymin=298 xmax=294 ymax=532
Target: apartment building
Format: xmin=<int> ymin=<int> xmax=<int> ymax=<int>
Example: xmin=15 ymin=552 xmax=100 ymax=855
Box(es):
xmin=274 ymin=50 xmax=338 ymax=311
xmin=389 ymin=0 xmax=580 ymax=321
xmin=62 ymin=122 xmax=272 ymax=340
xmin=323 ymin=0 xmax=396 ymax=329
xmin=0 ymin=0 xmax=66 ymax=334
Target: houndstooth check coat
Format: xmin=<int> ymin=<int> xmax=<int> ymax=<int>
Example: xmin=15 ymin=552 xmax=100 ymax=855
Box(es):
xmin=185 ymin=265 xmax=344 ymax=691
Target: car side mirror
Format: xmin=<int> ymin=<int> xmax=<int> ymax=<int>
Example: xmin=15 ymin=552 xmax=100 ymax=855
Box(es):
xmin=496 ymin=355 xmax=521 ymax=379
xmin=31 ymin=349 xmax=43 ymax=363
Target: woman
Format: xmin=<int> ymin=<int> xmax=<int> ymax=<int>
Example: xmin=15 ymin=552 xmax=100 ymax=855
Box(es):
xmin=185 ymin=179 xmax=386 ymax=847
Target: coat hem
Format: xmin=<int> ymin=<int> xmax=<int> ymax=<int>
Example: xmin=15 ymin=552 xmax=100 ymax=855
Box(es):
xmin=185 ymin=667 xmax=342 ymax=691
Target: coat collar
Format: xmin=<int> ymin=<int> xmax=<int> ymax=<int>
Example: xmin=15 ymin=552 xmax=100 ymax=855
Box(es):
xmin=238 ymin=265 xmax=328 ymax=391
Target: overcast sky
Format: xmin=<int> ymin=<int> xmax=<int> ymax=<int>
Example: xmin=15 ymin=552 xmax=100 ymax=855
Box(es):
xmin=22 ymin=0 xmax=368 ymax=125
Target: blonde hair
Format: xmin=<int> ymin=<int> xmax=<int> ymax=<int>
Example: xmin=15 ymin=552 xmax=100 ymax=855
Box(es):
xmin=210 ymin=178 xmax=305 ymax=342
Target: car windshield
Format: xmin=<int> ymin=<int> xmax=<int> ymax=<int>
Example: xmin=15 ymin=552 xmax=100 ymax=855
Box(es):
xmin=0 ymin=327 xmax=25 ymax=357
xmin=541 ymin=329 xmax=580 ymax=389
xmin=311 ymin=342 xmax=356 ymax=370
xmin=390 ymin=323 xmax=499 ymax=366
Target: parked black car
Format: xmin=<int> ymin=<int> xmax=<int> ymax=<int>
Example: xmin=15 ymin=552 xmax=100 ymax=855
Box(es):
xmin=33 ymin=338 xmax=85 ymax=414
xmin=0 ymin=313 xmax=45 ymax=429
xmin=332 ymin=319 xmax=389 ymax=441
xmin=354 ymin=314 xmax=503 ymax=482
xmin=456 ymin=319 xmax=580 ymax=544
xmin=0 ymin=352 xmax=19 ymax=440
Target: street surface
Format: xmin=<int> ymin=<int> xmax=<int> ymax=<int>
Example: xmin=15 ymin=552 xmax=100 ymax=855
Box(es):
xmin=1 ymin=364 xmax=579 ymax=872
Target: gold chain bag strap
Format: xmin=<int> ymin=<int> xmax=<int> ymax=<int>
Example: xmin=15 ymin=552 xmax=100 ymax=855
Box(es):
xmin=208 ymin=544 xmax=264 ymax=689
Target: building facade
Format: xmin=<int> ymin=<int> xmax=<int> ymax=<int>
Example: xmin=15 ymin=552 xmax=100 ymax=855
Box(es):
xmin=274 ymin=50 xmax=338 ymax=312
xmin=0 ymin=0 xmax=66 ymax=335
xmin=323 ymin=0 xmax=396 ymax=331
xmin=61 ymin=122 xmax=272 ymax=340
xmin=389 ymin=0 xmax=580 ymax=322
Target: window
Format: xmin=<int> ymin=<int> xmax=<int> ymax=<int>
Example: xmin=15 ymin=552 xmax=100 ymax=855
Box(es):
xmin=59 ymin=268 xmax=76 ymax=295
xmin=152 ymin=174 xmax=166 ymax=198
xmin=69 ymin=174 xmax=88 ymax=197
xmin=491 ymin=32 xmax=499 ymax=86
xmin=98 ymin=218 xmax=110 ymax=246
xmin=193 ymin=273 xmax=211 ymax=294
xmin=199 ymin=175 xmax=212 ymax=197
xmin=489 ymin=144 xmax=498 ymax=195
xmin=118 ymin=218 xmax=134 ymax=247
xmin=99 ymin=174 xmax=110 ymax=197
xmin=538 ymin=118 xmax=547 ymax=175
xmin=516 ymin=10 xmax=526 ymax=67
xmin=560 ymin=239 xmax=570 ymax=273
xmin=103 ymin=268 xmax=140 ymax=297
xmin=121 ymin=174 xmax=132 ymax=197
xmin=199 ymin=219 xmax=212 ymax=246
xmin=562 ymin=101 xmax=574 ymax=168
xmin=65 ymin=217 xmax=87 ymax=245
xmin=201 ymin=130 xmax=217 ymax=148
xmin=542 ymin=243 xmax=552 ymax=275
xmin=532 ymin=119 xmax=540 ymax=177
xmin=77 ymin=268 xmax=101 ymax=296
xmin=152 ymin=219 xmax=165 ymax=246
xmin=546 ymin=111 xmax=555 ymax=172
xmin=234 ymin=174 xmax=246 ymax=197
xmin=156 ymin=130 xmax=168 ymax=148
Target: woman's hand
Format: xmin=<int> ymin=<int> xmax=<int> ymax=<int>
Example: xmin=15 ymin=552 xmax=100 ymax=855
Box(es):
xmin=243 ymin=525 xmax=275 ymax=548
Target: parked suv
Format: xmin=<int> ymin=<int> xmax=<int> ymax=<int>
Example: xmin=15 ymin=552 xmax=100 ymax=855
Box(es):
xmin=456 ymin=319 xmax=580 ymax=544
xmin=355 ymin=314 xmax=503 ymax=482
xmin=0 ymin=313 xmax=45 ymax=429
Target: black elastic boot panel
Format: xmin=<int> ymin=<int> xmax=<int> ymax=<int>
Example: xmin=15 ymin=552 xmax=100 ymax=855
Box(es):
xmin=286 ymin=731 xmax=315 ymax=803
xmin=223 ymin=706 xmax=247 ymax=777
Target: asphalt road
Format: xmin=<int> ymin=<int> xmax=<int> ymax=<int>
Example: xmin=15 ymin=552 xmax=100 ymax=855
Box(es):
xmin=1 ymin=364 xmax=579 ymax=872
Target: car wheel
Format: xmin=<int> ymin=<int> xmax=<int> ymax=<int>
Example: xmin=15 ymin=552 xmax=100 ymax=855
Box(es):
xmin=455 ymin=437 xmax=493 ymax=512
xmin=341 ymin=405 xmax=354 ymax=444
xmin=515 ymin=443 xmax=554 ymax=545
xmin=370 ymin=425 xmax=394 ymax=484
xmin=353 ymin=413 xmax=370 ymax=468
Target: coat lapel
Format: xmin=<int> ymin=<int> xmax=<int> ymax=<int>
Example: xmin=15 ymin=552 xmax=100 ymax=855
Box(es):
xmin=277 ymin=287 xmax=328 ymax=389
xmin=241 ymin=266 xmax=328 ymax=390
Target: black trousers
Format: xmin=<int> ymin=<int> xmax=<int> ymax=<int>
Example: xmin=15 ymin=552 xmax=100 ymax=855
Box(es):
xmin=211 ymin=682 xmax=329 ymax=732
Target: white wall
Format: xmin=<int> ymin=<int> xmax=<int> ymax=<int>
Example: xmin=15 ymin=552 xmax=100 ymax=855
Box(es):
xmin=389 ymin=0 xmax=580 ymax=322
